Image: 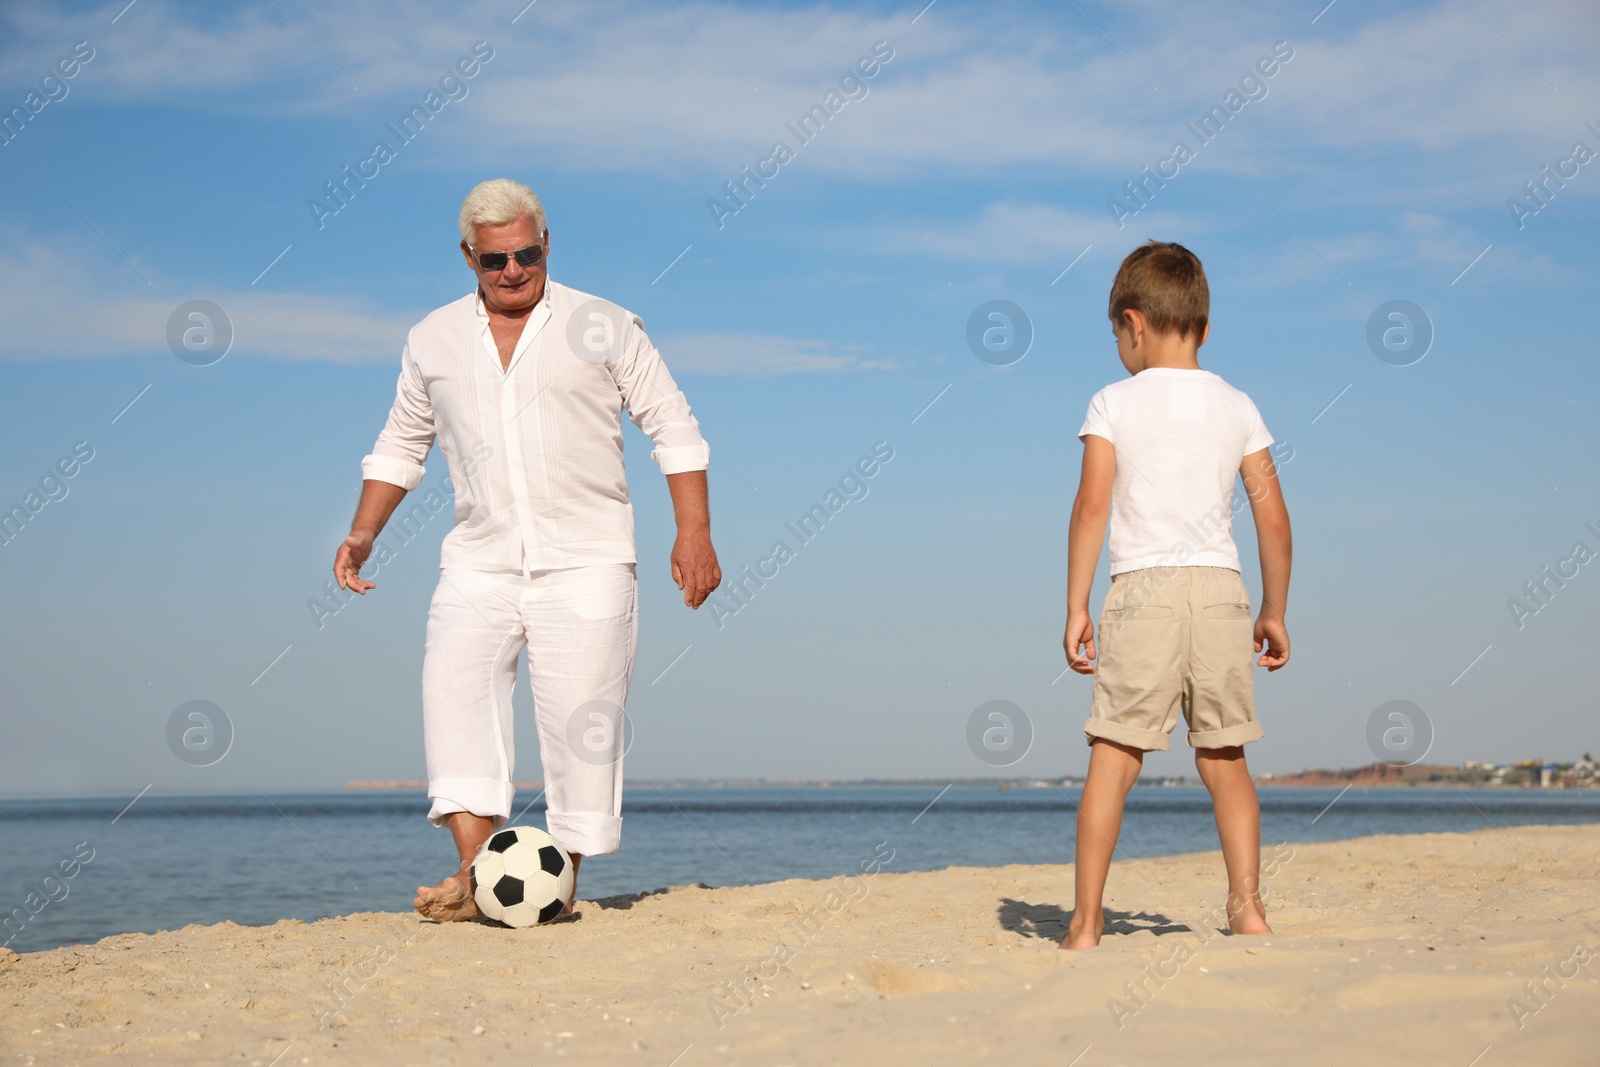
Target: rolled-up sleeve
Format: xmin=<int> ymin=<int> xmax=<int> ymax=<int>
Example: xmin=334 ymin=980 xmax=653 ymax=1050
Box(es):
xmin=612 ymin=313 xmax=710 ymax=475
xmin=361 ymin=339 xmax=434 ymax=490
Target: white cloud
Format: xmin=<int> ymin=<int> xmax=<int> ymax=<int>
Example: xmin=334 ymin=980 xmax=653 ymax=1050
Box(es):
xmin=3 ymin=0 xmax=1595 ymax=305
xmin=0 ymin=241 xmax=886 ymax=372
xmin=1227 ymin=210 xmax=1565 ymax=291
xmin=897 ymin=201 xmax=1204 ymax=265
xmin=0 ymin=242 xmax=416 ymax=363
xmin=662 ymin=333 xmax=895 ymax=376
xmin=2 ymin=0 xmax=1592 ymax=192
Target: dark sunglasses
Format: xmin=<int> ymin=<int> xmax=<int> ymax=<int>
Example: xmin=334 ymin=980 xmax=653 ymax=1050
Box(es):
xmin=470 ymin=243 xmax=544 ymax=272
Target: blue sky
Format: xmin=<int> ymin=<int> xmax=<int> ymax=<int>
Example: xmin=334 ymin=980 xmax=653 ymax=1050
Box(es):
xmin=1 ymin=0 xmax=1596 ymax=795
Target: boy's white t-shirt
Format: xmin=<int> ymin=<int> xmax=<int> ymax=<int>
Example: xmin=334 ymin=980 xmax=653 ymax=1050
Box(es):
xmin=1079 ymin=368 xmax=1273 ymax=576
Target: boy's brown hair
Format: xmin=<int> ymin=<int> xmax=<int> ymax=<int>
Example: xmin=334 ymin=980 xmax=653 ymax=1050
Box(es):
xmin=1108 ymin=240 xmax=1209 ymax=340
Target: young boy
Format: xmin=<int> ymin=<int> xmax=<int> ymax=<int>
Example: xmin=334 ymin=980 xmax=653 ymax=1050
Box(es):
xmin=1060 ymin=240 xmax=1292 ymax=950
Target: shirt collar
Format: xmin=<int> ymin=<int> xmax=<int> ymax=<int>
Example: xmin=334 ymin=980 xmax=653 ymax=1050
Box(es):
xmin=473 ymin=281 xmax=554 ymax=374
xmin=473 ymin=279 xmax=554 ymax=321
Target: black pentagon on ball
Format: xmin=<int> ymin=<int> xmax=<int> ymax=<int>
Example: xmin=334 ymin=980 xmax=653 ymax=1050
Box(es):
xmin=539 ymin=845 xmax=565 ymax=877
xmin=492 ymin=875 xmax=525 ymax=908
xmin=486 ymin=830 xmax=519 ymax=854
xmin=537 ymin=898 xmax=565 ymax=924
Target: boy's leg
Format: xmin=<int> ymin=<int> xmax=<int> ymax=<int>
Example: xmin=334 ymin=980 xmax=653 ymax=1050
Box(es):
xmin=1186 ymin=570 xmax=1270 ymax=934
xmin=1194 ymin=745 xmax=1271 ymax=935
xmin=1062 ymin=738 xmax=1145 ymax=949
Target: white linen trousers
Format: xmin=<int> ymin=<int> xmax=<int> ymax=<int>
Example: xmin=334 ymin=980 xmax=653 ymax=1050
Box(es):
xmin=422 ymin=564 xmax=637 ymax=856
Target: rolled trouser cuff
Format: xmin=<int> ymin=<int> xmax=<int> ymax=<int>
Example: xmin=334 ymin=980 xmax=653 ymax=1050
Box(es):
xmin=1187 ymin=720 xmax=1265 ymax=749
xmin=427 ymin=776 xmax=515 ymax=829
xmin=545 ymin=811 xmax=622 ymax=857
xmin=1083 ymin=716 xmax=1173 ymax=752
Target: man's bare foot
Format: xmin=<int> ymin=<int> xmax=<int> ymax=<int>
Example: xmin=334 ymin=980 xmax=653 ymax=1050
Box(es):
xmin=1060 ymin=912 xmax=1103 ymax=950
xmin=414 ymin=868 xmax=481 ymax=922
xmin=560 ymin=853 xmax=583 ymax=918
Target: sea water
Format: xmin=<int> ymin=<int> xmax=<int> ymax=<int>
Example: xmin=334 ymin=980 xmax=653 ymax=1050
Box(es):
xmin=2 ymin=784 xmax=1597 ymax=954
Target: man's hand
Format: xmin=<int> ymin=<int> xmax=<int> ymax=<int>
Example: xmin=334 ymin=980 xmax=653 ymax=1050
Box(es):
xmin=1064 ymin=609 xmax=1097 ymax=674
xmin=1254 ymin=614 xmax=1290 ymax=670
xmin=335 ymin=481 xmax=408 ymax=594
xmin=671 ymin=528 xmax=721 ymax=609
xmin=334 ymin=528 xmax=378 ymax=594
xmin=664 ymin=470 xmax=718 ymax=609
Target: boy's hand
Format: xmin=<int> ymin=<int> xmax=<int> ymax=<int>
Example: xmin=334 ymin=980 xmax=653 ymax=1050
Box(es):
xmin=1064 ymin=610 xmax=1097 ymax=674
xmin=1254 ymin=615 xmax=1290 ymax=670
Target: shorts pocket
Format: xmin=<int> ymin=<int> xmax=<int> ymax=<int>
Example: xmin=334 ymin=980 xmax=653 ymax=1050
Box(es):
xmin=1105 ymin=605 xmax=1175 ymax=621
xmin=1200 ymin=602 xmax=1252 ymax=620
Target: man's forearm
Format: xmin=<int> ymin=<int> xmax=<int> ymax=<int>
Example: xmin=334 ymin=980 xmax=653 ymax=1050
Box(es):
xmin=664 ymin=470 xmax=711 ymax=532
xmin=664 ymin=469 xmax=719 ymax=608
xmin=351 ymin=479 xmax=409 ymax=538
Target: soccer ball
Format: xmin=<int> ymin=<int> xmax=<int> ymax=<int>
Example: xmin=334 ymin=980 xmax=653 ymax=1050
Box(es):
xmin=470 ymin=826 xmax=574 ymax=927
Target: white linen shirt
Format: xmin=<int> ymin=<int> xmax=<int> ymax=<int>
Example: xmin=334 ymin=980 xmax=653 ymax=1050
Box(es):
xmin=361 ymin=280 xmax=711 ymax=574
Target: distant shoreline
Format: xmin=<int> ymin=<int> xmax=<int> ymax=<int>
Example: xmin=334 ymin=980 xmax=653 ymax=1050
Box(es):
xmin=4 ymin=767 xmax=1593 ymax=803
xmin=341 ymin=768 xmax=1598 ymax=792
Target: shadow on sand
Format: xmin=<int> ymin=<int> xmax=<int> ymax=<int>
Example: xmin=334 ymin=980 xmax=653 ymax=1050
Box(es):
xmin=589 ymin=884 xmax=712 ymax=911
xmin=996 ymin=898 xmax=1193 ymax=941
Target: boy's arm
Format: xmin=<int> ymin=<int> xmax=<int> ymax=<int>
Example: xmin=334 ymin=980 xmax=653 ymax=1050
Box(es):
xmin=1065 ymin=434 xmax=1115 ymax=673
xmin=1241 ymin=447 xmax=1292 ymax=670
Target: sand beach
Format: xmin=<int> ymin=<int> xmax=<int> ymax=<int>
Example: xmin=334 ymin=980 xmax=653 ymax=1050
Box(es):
xmin=4 ymin=824 xmax=1597 ymax=1065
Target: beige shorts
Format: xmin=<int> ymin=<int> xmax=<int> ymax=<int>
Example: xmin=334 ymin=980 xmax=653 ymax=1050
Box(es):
xmin=1083 ymin=566 xmax=1264 ymax=752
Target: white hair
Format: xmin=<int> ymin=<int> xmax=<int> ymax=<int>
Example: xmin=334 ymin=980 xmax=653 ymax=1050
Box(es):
xmin=458 ymin=178 xmax=546 ymax=243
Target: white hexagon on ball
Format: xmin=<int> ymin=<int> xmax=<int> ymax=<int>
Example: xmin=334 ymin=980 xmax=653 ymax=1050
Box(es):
xmin=470 ymin=826 xmax=574 ymax=927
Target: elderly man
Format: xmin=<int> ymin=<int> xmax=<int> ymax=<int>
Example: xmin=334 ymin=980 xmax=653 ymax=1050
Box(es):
xmin=333 ymin=178 xmax=720 ymax=920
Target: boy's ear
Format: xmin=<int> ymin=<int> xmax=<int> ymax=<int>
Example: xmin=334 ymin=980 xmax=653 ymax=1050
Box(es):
xmin=1198 ymin=322 xmax=1210 ymax=347
xmin=1122 ymin=308 xmax=1147 ymax=346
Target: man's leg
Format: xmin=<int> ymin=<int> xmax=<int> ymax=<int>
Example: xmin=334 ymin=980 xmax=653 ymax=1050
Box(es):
xmin=413 ymin=811 xmax=498 ymax=919
xmin=524 ymin=564 xmax=638 ymax=908
xmin=1062 ymin=738 xmax=1145 ymax=949
xmin=1195 ymin=745 xmax=1271 ymax=934
xmin=415 ymin=569 xmax=525 ymax=922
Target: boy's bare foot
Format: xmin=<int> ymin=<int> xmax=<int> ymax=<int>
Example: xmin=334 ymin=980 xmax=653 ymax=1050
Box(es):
xmin=414 ymin=868 xmax=480 ymax=922
xmin=1059 ymin=912 xmax=1104 ymax=950
xmin=1227 ymin=903 xmax=1272 ymax=936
